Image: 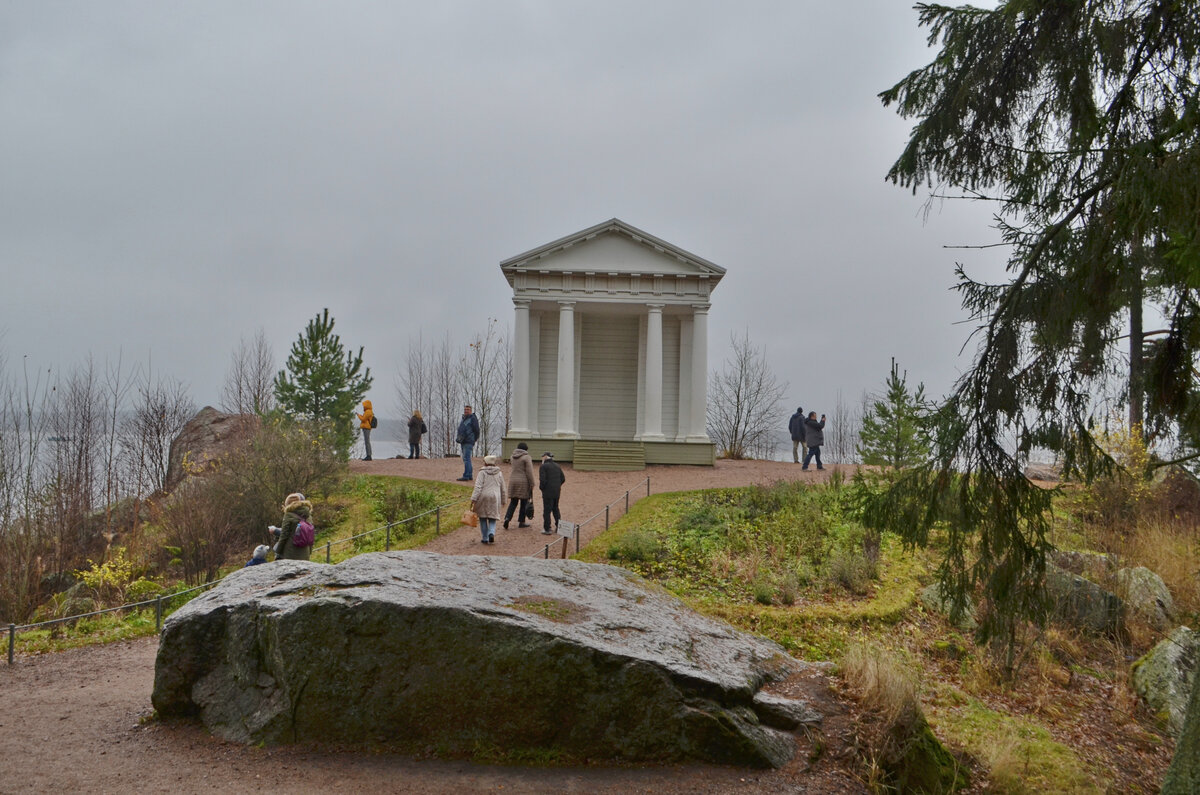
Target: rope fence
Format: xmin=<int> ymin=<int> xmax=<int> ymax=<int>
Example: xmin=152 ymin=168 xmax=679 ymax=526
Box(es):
xmin=529 ymin=476 xmax=650 ymax=560
xmin=6 ymin=477 xmax=652 ymax=664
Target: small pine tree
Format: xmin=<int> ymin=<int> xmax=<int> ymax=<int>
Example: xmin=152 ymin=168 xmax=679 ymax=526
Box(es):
xmin=273 ymin=308 xmax=372 ymax=455
xmin=857 ymin=358 xmax=928 ymax=470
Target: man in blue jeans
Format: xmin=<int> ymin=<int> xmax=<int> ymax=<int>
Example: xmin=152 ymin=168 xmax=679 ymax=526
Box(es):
xmin=455 ymin=405 xmax=480 ymax=481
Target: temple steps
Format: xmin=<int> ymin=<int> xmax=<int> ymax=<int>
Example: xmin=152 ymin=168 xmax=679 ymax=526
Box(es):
xmin=571 ymin=440 xmax=646 ymax=471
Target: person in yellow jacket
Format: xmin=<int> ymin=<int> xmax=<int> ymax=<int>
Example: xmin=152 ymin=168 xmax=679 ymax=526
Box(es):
xmin=356 ymin=399 xmax=375 ymax=461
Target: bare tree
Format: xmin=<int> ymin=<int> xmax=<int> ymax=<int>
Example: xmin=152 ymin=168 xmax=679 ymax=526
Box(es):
xmin=707 ymin=330 xmax=788 ymax=460
xmin=430 ymin=334 xmax=458 ymax=458
xmin=457 ymin=319 xmax=511 ymax=456
xmin=826 ymin=389 xmax=864 ymax=466
xmin=220 ymin=329 xmax=276 ymax=415
xmin=120 ymin=365 xmax=196 ymax=496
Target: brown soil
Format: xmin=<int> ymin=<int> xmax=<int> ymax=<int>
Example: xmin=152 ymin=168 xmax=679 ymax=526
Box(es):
xmin=0 ymin=460 xmax=869 ymax=794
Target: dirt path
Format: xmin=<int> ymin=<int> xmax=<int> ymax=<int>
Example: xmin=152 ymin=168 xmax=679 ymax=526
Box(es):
xmin=0 ymin=461 xmax=864 ymax=794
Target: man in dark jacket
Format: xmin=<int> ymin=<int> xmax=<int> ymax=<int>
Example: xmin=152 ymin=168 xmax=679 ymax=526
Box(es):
xmin=788 ymin=406 xmax=806 ymax=464
xmin=802 ymin=411 xmax=826 ymax=471
xmin=538 ymin=452 xmax=566 ymax=534
xmin=455 ymin=405 xmax=480 ymax=481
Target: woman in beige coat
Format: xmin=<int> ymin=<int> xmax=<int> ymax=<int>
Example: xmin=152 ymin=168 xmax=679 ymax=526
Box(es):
xmin=470 ymin=455 xmax=506 ymax=544
xmin=503 ymin=442 xmax=535 ymax=530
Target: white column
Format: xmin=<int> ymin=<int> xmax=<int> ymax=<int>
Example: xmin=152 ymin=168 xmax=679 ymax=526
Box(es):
xmin=554 ymin=301 xmax=578 ymax=438
xmin=642 ymin=304 xmax=665 ymax=441
xmin=687 ymin=304 xmax=711 ymax=441
xmin=510 ymin=299 xmax=531 ymax=436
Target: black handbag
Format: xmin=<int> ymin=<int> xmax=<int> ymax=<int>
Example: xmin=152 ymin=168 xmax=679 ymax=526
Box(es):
xmin=526 ymin=503 xmax=535 ymax=520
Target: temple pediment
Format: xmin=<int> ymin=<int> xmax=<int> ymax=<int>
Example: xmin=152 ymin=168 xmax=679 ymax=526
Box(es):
xmin=502 ymin=219 xmax=724 ymax=305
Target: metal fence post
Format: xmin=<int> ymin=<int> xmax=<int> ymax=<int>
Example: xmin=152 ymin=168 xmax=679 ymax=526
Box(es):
xmin=386 ymin=524 xmax=391 ymax=551
xmin=436 ymin=506 xmax=441 ymax=535
xmin=325 ymin=542 xmax=331 ymax=563
xmin=605 ymin=505 xmax=609 ymax=531
xmin=625 ymin=490 xmax=629 ymax=512
xmin=544 ymin=544 xmax=549 ymax=559
xmin=8 ymin=623 xmax=14 ymax=665
xmin=155 ymin=595 xmax=163 ymax=632
xmin=575 ymin=525 xmax=580 ymax=555
xmin=647 ymin=477 xmax=650 ymax=497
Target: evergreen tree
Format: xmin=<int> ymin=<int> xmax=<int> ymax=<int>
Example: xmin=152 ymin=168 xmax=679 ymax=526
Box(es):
xmin=273 ymin=308 xmax=372 ymax=454
xmin=857 ymin=358 xmax=929 ymax=470
xmin=866 ymin=0 xmax=1200 ymax=681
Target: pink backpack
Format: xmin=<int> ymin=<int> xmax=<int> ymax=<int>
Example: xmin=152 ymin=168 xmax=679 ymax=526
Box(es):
xmin=293 ymin=519 xmax=315 ymax=548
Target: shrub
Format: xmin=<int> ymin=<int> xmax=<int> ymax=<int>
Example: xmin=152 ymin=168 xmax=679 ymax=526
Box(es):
xmin=76 ymin=548 xmax=137 ymax=606
xmin=826 ymin=551 xmax=872 ymax=595
xmin=607 ymin=529 xmax=664 ymax=563
xmin=125 ymin=577 xmax=165 ymax=603
xmin=752 ymin=579 xmax=775 ymax=605
xmin=381 ymin=484 xmax=438 ymax=530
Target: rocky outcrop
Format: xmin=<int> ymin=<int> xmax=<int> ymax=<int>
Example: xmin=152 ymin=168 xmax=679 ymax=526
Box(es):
xmin=1132 ymin=626 xmax=1198 ymax=737
xmin=163 ymin=407 xmax=258 ymax=493
xmin=919 ymin=582 xmax=977 ymax=633
xmin=1049 ymin=549 xmax=1116 ymax=580
xmin=1023 ymin=462 xmax=1062 ymax=482
xmin=1046 ymin=564 xmax=1124 ymax=636
xmin=152 ymin=551 xmax=819 ymax=767
xmin=1117 ymin=566 xmax=1176 ymax=631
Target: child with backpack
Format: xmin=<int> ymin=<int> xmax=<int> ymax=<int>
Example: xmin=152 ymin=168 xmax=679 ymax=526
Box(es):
xmin=244 ymin=545 xmax=271 ymax=567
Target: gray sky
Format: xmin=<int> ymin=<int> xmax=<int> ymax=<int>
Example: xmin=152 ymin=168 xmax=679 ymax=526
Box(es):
xmin=1 ymin=1 xmax=1008 ymax=424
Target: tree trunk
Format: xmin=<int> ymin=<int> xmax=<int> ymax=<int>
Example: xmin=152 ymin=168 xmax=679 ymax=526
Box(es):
xmin=1161 ymin=671 xmax=1200 ymax=793
xmin=1129 ymin=244 xmax=1144 ymax=434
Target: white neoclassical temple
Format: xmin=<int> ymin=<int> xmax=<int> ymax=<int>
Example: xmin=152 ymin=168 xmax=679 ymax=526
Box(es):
xmin=500 ymin=219 xmax=724 ymax=470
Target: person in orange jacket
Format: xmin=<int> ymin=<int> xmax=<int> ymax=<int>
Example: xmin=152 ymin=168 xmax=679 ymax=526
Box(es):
xmin=356 ymin=399 xmax=375 ymax=461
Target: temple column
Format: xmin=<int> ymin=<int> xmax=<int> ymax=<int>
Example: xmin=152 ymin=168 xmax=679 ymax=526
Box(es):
xmin=554 ymin=301 xmax=578 ymax=438
xmin=687 ymin=304 xmax=711 ymax=441
xmin=510 ymin=299 xmax=531 ymax=436
xmin=642 ymin=304 xmax=666 ymax=441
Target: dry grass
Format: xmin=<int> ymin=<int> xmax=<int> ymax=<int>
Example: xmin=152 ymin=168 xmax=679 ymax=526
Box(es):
xmin=1114 ymin=521 xmax=1200 ymax=616
xmin=978 ymin=726 xmax=1027 ymax=794
xmin=841 ymin=641 xmax=920 ymax=725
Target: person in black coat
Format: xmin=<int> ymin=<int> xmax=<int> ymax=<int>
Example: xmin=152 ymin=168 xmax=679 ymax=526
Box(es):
xmin=538 ymin=452 xmax=566 ymax=535
xmin=802 ymin=411 xmax=826 ymax=471
xmin=788 ymin=406 xmax=806 ymax=464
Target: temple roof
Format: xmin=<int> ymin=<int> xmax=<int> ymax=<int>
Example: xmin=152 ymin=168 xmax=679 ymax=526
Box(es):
xmin=499 ymin=218 xmax=726 ymax=281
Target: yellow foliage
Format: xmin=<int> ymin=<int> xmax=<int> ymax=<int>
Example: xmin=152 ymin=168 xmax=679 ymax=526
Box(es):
xmin=76 ymin=548 xmax=137 ymax=606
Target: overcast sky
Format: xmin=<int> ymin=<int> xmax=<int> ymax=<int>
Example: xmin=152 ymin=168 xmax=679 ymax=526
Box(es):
xmin=0 ymin=1 xmax=1008 ymax=427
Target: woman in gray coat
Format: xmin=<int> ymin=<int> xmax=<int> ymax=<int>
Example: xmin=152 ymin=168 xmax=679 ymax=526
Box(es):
xmin=470 ymin=455 xmax=507 ymax=544
xmin=503 ymin=442 xmax=535 ymax=529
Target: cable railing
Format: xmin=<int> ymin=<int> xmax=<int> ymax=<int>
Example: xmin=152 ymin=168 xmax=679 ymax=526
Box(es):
xmin=6 ymin=478 xmax=652 ymax=664
xmin=530 ymin=476 xmax=650 ymax=560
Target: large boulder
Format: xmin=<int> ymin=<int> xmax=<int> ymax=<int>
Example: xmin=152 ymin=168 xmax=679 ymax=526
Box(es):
xmin=1045 ymin=564 xmax=1124 ymax=636
xmin=163 ymin=407 xmax=258 ymax=493
xmin=1131 ymin=626 xmax=1199 ymax=737
xmin=152 ymin=551 xmax=817 ymax=767
xmin=1117 ymin=566 xmax=1176 ymax=631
